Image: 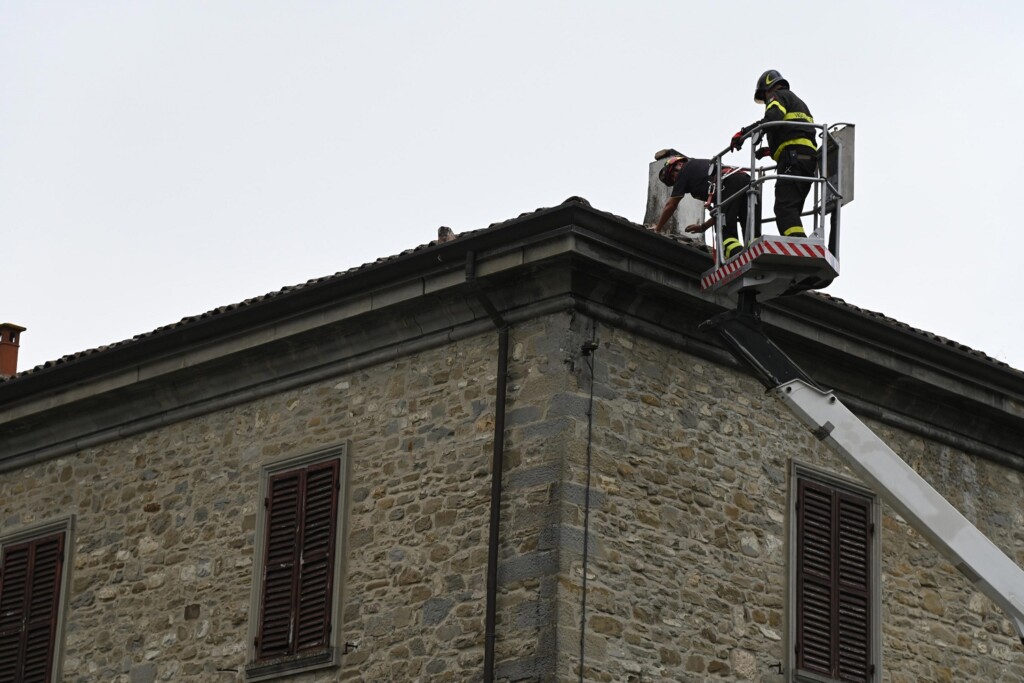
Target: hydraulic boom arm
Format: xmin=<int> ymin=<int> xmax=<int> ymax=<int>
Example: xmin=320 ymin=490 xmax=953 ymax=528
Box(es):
xmin=705 ymin=302 xmax=1024 ymax=643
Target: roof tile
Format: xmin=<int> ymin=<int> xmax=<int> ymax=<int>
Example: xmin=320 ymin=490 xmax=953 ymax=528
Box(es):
xmin=3 ymin=198 xmax=1016 ymax=381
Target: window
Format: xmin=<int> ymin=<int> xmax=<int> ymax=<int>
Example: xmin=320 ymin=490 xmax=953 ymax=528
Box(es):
xmin=247 ymin=445 xmax=347 ymax=680
xmin=0 ymin=526 xmax=69 ymax=683
xmin=791 ymin=466 xmax=879 ymax=683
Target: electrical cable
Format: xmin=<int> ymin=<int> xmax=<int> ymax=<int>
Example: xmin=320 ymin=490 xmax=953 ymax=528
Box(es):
xmin=578 ymin=324 xmax=599 ymax=683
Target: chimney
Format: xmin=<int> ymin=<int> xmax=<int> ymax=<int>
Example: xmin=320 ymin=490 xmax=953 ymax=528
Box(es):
xmin=0 ymin=323 xmax=26 ymax=378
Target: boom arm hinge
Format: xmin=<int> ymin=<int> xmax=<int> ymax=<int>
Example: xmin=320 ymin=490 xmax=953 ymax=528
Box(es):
xmin=700 ymin=291 xmax=820 ymax=392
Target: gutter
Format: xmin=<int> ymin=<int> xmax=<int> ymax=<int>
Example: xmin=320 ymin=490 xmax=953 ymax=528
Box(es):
xmin=465 ymin=251 xmax=508 ymax=682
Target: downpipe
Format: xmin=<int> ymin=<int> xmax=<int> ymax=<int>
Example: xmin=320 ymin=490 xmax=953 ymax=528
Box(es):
xmin=465 ymin=252 xmax=508 ymax=682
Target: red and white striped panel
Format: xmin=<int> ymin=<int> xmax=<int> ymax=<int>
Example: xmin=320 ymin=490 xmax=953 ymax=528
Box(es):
xmin=700 ymin=239 xmax=833 ymax=291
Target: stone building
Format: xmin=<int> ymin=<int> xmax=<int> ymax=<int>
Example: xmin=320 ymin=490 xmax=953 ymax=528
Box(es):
xmin=1 ymin=197 xmax=1023 ymax=683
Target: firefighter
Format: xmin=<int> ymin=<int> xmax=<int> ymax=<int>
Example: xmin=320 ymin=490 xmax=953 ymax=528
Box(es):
xmin=649 ymin=154 xmax=755 ymax=261
xmin=729 ymin=70 xmax=817 ymax=239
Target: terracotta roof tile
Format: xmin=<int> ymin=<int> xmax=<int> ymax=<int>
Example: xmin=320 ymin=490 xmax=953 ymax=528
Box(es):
xmin=2 ymin=197 xmax=1017 ymax=381
xmin=811 ymin=292 xmax=1017 ymax=372
xmin=1 ymin=200 xmax=582 ymax=382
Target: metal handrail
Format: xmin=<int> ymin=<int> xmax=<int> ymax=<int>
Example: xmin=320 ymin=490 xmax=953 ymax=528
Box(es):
xmin=705 ymin=121 xmax=848 ymax=265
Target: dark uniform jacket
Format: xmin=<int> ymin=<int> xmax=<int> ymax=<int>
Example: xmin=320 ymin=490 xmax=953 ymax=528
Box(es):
xmin=745 ymin=89 xmax=817 ymax=161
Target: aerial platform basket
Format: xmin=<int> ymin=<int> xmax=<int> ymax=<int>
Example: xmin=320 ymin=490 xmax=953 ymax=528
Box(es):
xmin=700 ymin=122 xmax=853 ymax=304
xmin=700 ymin=234 xmax=839 ymax=301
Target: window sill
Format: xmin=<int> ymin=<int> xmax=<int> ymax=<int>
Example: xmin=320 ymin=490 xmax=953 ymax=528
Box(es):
xmin=245 ymin=648 xmax=335 ymax=681
xmin=793 ymin=669 xmax=862 ymax=683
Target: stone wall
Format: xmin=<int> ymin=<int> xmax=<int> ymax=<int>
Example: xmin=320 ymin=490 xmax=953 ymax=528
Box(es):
xmin=546 ymin=321 xmax=1024 ymax=683
xmin=2 ymin=310 xmax=1023 ymax=682
xmin=1 ymin=329 xmax=509 ymax=682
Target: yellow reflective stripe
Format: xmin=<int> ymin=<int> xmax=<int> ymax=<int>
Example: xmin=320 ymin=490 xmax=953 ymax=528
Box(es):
xmin=783 ymin=227 xmax=806 ymax=236
xmin=723 ymin=238 xmax=743 ymax=257
xmin=772 ymin=138 xmax=818 ymax=160
xmin=766 ymin=100 xmax=786 ymax=114
xmin=783 ymin=112 xmax=814 ymax=123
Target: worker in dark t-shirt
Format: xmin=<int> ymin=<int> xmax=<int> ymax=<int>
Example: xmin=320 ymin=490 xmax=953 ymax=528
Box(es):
xmin=649 ymin=154 xmax=753 ymax=261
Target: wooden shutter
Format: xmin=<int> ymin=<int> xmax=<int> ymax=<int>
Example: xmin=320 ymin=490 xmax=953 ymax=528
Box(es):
xmin=256 ymin=460 xmax=340 ymax=662
xmin=257 ymin=470 xmax=302 ymax=660
xmin=796 ymin=479 xmax=872 ymax=683
xmin=797 ymin=479 xmax=836 ymax=677
xmin=0 ymin=532 xmax=65 ymax=683
xmin=836 ymin=492 xmax=871 ymax=682
xmin=294 ymin=460 xmax=340 ymax=652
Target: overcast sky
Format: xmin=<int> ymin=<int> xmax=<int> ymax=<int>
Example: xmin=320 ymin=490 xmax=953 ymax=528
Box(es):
xmin=3 ymin=1 xmax=1023 ymax=373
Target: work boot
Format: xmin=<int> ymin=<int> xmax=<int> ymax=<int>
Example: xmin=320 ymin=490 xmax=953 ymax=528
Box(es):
xmin=783 ymin=227 xmax=806 ymax=238
xmin=723 ymin=238 xmax=743 ymax=260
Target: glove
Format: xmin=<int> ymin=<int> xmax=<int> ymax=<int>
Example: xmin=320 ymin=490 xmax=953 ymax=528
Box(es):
xmin=730 ymin=131 xmax=745 ymax=151
xmin=755 ymin=147 xmax=772 ymax=160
